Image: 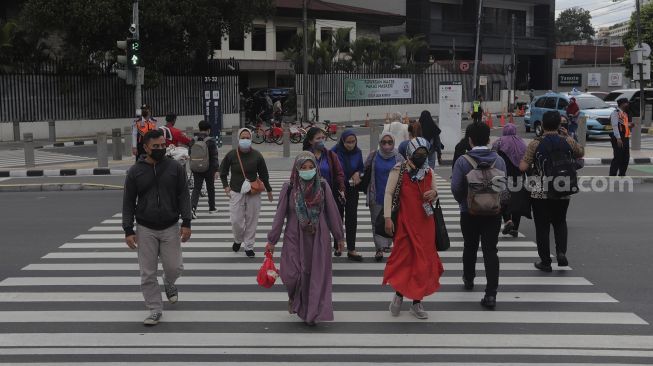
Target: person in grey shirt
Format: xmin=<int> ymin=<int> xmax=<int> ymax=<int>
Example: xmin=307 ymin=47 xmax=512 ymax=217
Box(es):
xmin=122 ymin=129 xmax=192 ymax=326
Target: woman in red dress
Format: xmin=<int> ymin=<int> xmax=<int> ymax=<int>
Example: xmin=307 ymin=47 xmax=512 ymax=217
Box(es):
xmin=382 ymin=137 xmax=444 ymax=319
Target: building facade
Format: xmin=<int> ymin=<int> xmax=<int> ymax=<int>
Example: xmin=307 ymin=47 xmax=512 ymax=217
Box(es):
xmin=405 ymin=0 xmax=556 ymax=90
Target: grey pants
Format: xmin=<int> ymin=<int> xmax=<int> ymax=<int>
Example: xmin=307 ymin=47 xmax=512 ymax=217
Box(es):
xmin=136 ymin=224 xmax=184 ymax=312
xmin=229 ymin=191 xmax=262 ymax=251
xmin=369 ymin=201 xmax=393 ymax=251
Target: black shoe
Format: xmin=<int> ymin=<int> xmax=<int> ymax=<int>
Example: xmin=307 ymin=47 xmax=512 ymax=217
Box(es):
xmin=232 ymin=242 xmax=241 ymax=252
xmin=245 ymin=249 xmax=255 ymax=258
xmin=557 ymin=253 xmax=569 ymax=267
xmin=534 ymin=261 xmax=553 ymax=272
xmin=374 ymin=250 xmax=384 ymax=262
xmin=347 ymin=251 xmax=363 ymax=262
xmin=463 ymin=277 xmax=474 ymax=290
xmin=164 ymin=281 xmax=178 ymax=304
xmin=143 ymin=312 xmax=162 ymax=326
xmin=501 ymin=221 xmax=515 ymax=235
xmin=481 ymin=295 xmax=496 ymax=310
xmin=509 ymin=229 xmax=519 ymax=238
xmin=334 ymin=249 xmax=342 ymax=257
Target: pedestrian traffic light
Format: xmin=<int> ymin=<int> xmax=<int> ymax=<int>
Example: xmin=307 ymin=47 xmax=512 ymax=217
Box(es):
xmin=116 ymin=39 xmax=136 ymax=85
xmin=128 ymin=39 xmax=140 ymax=67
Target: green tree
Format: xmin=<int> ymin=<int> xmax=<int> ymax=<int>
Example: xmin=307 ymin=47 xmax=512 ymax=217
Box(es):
xmin=396 ymin=34 xmax=427 ymax=64
xmin=622 ymin=1 xmax=653 ymax=79
xmin=555 ymin=7 xmax=595 ymax=43
xmin=15 ymin=0 xmax=274 ymax=72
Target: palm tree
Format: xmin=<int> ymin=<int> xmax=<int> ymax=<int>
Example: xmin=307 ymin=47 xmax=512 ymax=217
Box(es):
xmin=0 ymin=21 xmax=17 ymax=49
xmin=397 ymin=34 xmax=428 ymax=64
xmin=333 ymin=27 xmax=352 ymax=58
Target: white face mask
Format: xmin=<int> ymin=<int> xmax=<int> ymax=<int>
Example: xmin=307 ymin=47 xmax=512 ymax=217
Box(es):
xmin=239 ymin=139 xmax=252 ymax=150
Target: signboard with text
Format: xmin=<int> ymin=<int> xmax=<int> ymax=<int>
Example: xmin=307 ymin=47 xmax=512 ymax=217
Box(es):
xmin=588 ymin=73 xmax=601 ymax=87
xmin=344 ymin=78 xmax=412 ymax=100
xmin=438 ymin=81 xmax=463 ymax=154
xmin=558 ymin=73 xmax=582 ymax=87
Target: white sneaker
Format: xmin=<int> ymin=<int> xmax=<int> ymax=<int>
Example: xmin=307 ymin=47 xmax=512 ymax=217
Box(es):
xmin=208 ymin=209 xmax=217 ymax=214
xmin=389 ymin=294 xmax=403 ymax=317
xmin=409 ymin=302 xmax=428 ymax=320
xmin=191 ymin=209 xmax=197 ymax=220
xmin=143 ymin=311 xmax=162 ymax=325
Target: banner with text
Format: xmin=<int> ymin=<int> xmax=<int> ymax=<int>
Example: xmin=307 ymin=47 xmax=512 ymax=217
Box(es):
xmin=344 ymin=78 xmax=412 ymax=100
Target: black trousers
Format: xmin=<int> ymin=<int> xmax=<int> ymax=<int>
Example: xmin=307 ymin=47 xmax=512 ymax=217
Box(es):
xmin=501 ymin=211 xmax=522 ymax=230
xmin=334 ymin=186 xmax=359 ymax=251
xmin=610 ymin=137 xmax=630 ymax=176
xmin=472 ymin=112 xmax=483 ymax=124
xmin=460 ymin=212 xmax=501 ymax=297
xmin=531 ymin=198 xmax=570 ymax=266
xmin=191 ymin=170 xmax=216 ymax=211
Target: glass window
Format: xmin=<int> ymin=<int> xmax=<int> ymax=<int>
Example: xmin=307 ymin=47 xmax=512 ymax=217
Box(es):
xmin=543 ymin=97 xmax=558 ymax=109
xmin=534 ymin=97 xmax=547 ymax=108
xmin=276 ymin=27 xmax=296 ymax=52
xmin=252 ymin=25 xmax=266 ymax=51
xmin=558 ymin=98 xmax=569 ymax=110
xmin=604 ymin=92 xmax=623 ymax=102
xmin=229 ymin=30 xmax=244 ymax=51
xmin=576 ymin=96 xmax=609 ymax=110
xmin=320 ymin=28 xmax=333 ymax=46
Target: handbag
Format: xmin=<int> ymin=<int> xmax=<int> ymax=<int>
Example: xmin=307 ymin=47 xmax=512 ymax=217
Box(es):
xmin=256 ymin=250 xmax=279 ymax=288
xmin=358 ymin=152 xmax=376 ymax=193
xmin=509 ymin=176 xmax=532 ymax=219
xmin=236 ymin=149 xmax=265 ymax=195
xmin=373 ymin=162 xmax=406 ymax=239
xmin=433 ymin=199 xmax=450 ymax=251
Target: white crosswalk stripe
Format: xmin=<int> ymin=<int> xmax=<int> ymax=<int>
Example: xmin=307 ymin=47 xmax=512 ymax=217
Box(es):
xmin=587 ymin=136 xmax=653 ymax=150
xmin=0 ymin=171 xmax=650 ymax=365
xmin=0 ymin=149 xmax=93 ymax=168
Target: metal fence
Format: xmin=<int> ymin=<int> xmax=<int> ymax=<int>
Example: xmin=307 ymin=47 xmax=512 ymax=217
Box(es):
xmin=0 ymin=60 xmax=240 ymax=122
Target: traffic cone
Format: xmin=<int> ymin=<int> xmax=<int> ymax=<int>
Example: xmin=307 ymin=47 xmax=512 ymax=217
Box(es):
xmin=365 ymin=113 xmax=370 ymax=127
xmin=486 ymin=112 xmax=493 ymax=128
xmin=500 ymin=114 xmax=506 ymax=127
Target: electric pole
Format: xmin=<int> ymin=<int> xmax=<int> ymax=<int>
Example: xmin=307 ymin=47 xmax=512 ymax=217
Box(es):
xmin=133 ymin=0 xmax=143 ymax=117
xmin=302 ymin=0 xmax=309 ymax=124
xmin=471 ymin=0 xmax=483 ymax=101
xmin=633 ymin=0 xmax=644 ymax=150
xmin=511 ymin=14 xmax=516 ymax=113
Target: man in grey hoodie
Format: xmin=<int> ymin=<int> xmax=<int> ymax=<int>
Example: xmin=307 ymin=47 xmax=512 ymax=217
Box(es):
xmin=451 ymin=122 xmax=506 ymax=310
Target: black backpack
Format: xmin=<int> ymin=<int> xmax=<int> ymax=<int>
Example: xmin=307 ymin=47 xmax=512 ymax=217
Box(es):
xmin=535 ymin=135 xmax=579 ymax=198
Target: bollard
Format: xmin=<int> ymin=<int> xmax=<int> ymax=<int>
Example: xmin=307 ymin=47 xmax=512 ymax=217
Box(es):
xmin=111 ymin=128 xmax=122 ymax=161
xmin=13 ymin=121 xmax=20 ymax=142
xmin=577 ymin=116 xmax=587 ymax=147
xmin=123 ymin=126 xmax=132 ymax=157
xmin=186 ymin=126 xmax=194 ymax=139
xmin=23 ymin=132 xmax=35 ymax=168
xmin=369 ymin=124 xmax=380 ymax=155
xmin=48 ymin=120 xmax=56 ymax=142
xmin=232 ymin=126 xmax=239 ymax=149
xmin=645 ymin=104 xmax=652 ymax=127
xmin=97 ymin=132 xmax=109 ymax=168
xmin=283 ymin=127 xmax=291 ymax=158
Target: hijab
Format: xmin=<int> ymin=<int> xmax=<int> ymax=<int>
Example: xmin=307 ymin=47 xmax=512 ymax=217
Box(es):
xmin=291 ymin=152 xmax=324 ymax=234
xmin=492 ymin=123 xmax=527 ymax=167
xmin=334 ymin=129 xmax=359 ymax=175
xmin=406 ymin=137 xmax=431 ymax=182
xmin=377 ymin=132 xmax=399 ymax=160
xmin=418 ymin=110 xmax=441 ymax=143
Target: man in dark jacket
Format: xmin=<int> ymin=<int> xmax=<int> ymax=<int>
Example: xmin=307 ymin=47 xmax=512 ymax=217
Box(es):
xmin=451 ymin=122 xmax=506 ymax=310
xmin=123 ymin=129 xmax=192 ymax=326
xmin=190 ymin=120 xmax=220 ymax=218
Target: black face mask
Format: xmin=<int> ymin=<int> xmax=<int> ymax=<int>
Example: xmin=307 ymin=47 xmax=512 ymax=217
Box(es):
xmin=149 ymin=148 xmax=166 ymax=162
xmin=412 ymin=156 xmax=427 ymax=168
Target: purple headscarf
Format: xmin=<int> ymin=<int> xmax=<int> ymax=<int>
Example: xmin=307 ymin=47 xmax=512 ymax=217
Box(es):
xmin=492 ymin=123 xmax=526 ymax=167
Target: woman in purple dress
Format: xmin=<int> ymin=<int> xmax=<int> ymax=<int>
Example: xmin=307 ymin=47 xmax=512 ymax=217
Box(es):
xmin=265 ymin=152 xmax=345 ymax=325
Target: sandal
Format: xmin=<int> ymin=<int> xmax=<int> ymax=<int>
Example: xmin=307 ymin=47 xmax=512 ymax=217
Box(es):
xmin=347 ymin=251 xmax=363 ymax=262
xmin=334 ymin=249 xmax=342 ymax=257
xmin=374 ymin=250 xmax=384 ymax=262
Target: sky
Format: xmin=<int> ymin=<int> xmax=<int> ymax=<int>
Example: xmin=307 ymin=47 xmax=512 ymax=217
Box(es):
xmin=556 ymin=0 xmax=637 ymax=29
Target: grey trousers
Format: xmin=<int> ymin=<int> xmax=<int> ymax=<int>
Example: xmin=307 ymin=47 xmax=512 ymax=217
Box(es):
xmin=136 ymin=224 xmax=184 ymax=312
xmin=369 ymin=201 xmax=393 ymax=251
xmin=229 ymin=191 xmax=262 ymax=251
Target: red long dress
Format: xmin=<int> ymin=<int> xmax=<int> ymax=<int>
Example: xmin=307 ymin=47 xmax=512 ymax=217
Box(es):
xmin=382 ymin=170 xmax=445 ymax=300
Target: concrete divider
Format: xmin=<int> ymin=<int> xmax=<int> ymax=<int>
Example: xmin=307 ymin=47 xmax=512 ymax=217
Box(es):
xmin=97 ymin=132 xmax=108 ymax=168
xmin=23 ymin=133 xmax=35 ymax=168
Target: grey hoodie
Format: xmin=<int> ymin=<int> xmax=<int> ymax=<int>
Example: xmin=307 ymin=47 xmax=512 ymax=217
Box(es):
xmin=451 ymin=148 xmax=507 ymax=212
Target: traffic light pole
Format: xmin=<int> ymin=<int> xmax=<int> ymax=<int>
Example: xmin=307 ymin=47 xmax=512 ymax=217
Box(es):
xmin=133 ymin=0 xmax=143 ymax=117
xmin=633 ymin=0 xmax=643 ymax=151
xmin=471 ymin=0 xmax=483 ymax=101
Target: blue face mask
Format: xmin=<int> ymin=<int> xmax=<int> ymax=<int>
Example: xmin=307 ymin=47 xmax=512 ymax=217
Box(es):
xmin=299 ymin=168 xmax=317 ymax=181
xmin=313 ymin=140 xmax=325 ymax=150
xmin=239 ymin=139 xmax=252 ymax=150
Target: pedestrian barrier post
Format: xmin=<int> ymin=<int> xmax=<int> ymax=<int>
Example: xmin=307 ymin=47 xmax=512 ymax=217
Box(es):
xmin=645 ymin=105 xmax=652 ymax=127
xmin=577 ymin=116 xmax=587 ymax=147
xmin=509 ymin=113 xmax=514 ymax=124
xmin=97 ymin=132 xmax=109 ymax=168
xmin=385 ymin=113 xmax=390 ymax=124
xmin=370 ymin=124 xmax=380 ymax=155
xmin=365 ymin=113 xmax=370 ymax=127
xmin=186 ymin=126 xmax=194 ymax=139
xmin=123 ymin=126 xmax=132 ymax=157
xmin=232 ymin=126 xmax=239 ymax=149
xmin=283 ymin=127 xmax=290 ymax=158
xmin=13 ymin=121 xmax=20 ymax=142
xmin=112 ymin=128 xmax=122 ymax=161
xmin=48 ymin=120 xmax=56 ymax=142
xmin=23 ymin=132 xmax=35 ymax=168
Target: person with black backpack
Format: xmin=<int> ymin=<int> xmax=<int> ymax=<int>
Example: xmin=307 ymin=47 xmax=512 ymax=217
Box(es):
xmin=519 ymin=111 xmax=584 ymax=272
xmin=189 ymin=120 xmax=219 ymax=219
xmin=451 ymin=122 xmax=507 ymax=310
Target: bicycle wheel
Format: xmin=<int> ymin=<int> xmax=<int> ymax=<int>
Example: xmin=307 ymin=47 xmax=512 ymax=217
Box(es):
xmin=328 ymin=130 xmax=338 ymax=141
xmin=289 ymin=131 xmax=302 ymax=143
xmin=252 ymin=127 xmax=265 ymax=144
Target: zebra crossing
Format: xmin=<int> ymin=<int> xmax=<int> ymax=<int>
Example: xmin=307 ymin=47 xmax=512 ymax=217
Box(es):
xmin=0 ymin=149 xmax=93 ymax=168
xmin=0 ymin=171 xmax=651 ymax=364
xmin=588 ymin=136 xmax=653 ymax=150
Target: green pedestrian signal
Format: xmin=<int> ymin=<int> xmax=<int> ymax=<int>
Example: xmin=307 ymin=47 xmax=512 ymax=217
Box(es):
xmin=128 ymin=39 xmax=140 ymax=67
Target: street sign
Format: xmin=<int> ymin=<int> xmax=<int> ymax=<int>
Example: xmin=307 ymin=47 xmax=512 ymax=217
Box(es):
xmin=203 ymin=88 xmax=222 ymax=138
xmin=558 ymin=73 xmax=582 ymax=87
xmin=438 ymin=81 xmax=463 ymax=154
xmin=459 ymin=62 xmax=470 ymax=72
xmin=609 ymin=72 xmax=623 ymax=87
xmin=588 ymin=73 xmax=601 ymax=87
xmin=633 ymin=60 xmax=651 ymax=81
xmin=479 ymin=75 xmax=488 ymax=86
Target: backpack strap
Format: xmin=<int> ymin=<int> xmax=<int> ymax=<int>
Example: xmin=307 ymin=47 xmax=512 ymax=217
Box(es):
xmin=462 ymin=154 xmax=478 ymax=169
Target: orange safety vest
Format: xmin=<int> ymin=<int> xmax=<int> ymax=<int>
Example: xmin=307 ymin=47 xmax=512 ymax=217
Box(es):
xmin=135 ymin=118 xmax=156 ymax=142
xmin=618 ymin=110 xmax=631 ymax=138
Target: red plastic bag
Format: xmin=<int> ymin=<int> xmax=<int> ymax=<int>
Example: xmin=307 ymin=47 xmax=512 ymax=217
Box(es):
xmin=257 ymin=250 xmax=279 ymax=288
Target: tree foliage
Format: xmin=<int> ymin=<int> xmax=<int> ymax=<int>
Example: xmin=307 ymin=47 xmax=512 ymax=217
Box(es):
xmin=11 ymin=0 xmax=274 ymax=73
xmin=555 ymin=7 xmax=595 ymax=43
xmin=622 ymin=1 xmax=653 ymax=79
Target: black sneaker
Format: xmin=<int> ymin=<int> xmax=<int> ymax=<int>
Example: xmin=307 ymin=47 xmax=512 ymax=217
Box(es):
xmin=557 ymin=253 xmax=569 ymax=267
xmin=191 ymin=209 xmax=197 ymax=220
xmin=481 ymin=295 xmax=496 ymax=310
xmin=164 ymin=282 xmax=178 ymax=304
xmin=143 ymin=312 xmax=162 ymax=326
xmin=534 ymin=261 xmax=553 ymax=272
xmin=501 ymin=222 xmax=515 ymax=235
xmin=509 ymin=230 xmax=519 ymax=238
xmin=232 ymin=242 xmax=241 ymax=252
xmin=463 ymin=277 xmax=474 ymax=290
xmin=245 ymin=249 xmax=255 ymax=258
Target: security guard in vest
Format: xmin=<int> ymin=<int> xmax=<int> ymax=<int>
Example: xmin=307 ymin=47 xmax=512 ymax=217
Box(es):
xmin=609 ymin=98 xmax=631 ymax=176
xmin=472 ymin=95 xmax=484 ymax=124
xmin=132 ymin=104 xmax=158 ymax=161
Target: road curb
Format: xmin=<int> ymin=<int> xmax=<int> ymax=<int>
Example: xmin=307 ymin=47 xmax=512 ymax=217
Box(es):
xmin=0 ymin=183 xmax=123 ymax=192
xmin=583 ymin=157 xmax=653 ymax=166
xmin=0 ymin=168 xmax=127 ymax=178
